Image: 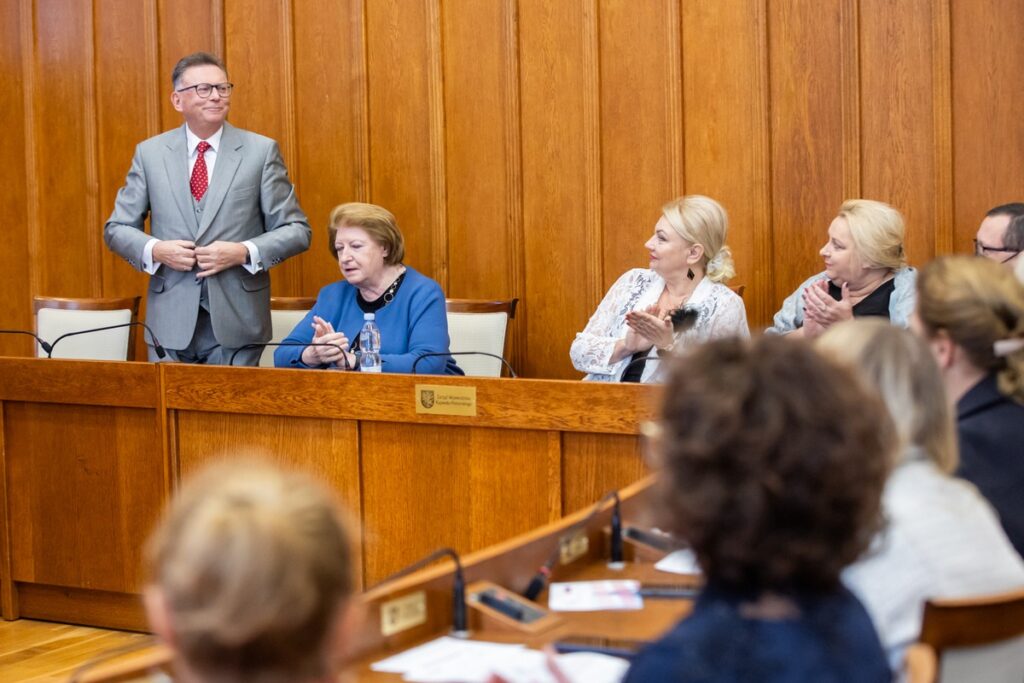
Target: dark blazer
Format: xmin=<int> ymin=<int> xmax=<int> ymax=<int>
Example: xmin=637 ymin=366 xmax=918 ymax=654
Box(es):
xmin=104 ymin=122 xmax=311 ymax=349
xmin=957 ymin=373 xmax=1024 ymax=557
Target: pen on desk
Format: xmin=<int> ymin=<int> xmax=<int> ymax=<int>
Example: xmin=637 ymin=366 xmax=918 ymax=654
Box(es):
xmin=552 ymin=642 xmax=637 ymax=660
xmin=638 ymin=585 xmax=701 ymax=599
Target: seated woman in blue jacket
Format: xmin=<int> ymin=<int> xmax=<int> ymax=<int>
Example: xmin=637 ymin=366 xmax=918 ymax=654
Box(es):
xmin=274 ymin=202 xmax=460 ymax=374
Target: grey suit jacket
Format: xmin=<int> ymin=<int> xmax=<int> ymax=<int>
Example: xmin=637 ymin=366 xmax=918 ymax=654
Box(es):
xmin=104 ymin=122 xmax=311 ymax=349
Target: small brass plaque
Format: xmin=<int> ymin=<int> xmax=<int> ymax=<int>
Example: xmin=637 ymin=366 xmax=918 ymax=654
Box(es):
xmin=380 ymin=590 xmax=427 ymax=636
xmin=559 ymin=531 xmax=589 ymax=565
xmin=415 ymin=384 xmax=477 ymax=416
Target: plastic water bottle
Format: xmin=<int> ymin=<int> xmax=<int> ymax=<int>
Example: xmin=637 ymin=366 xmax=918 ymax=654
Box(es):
xmin=359 ymin=312 xmax=382 ymax=373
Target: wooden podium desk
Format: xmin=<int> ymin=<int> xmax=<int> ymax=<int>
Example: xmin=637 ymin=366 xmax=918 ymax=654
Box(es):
xmin=0 ymin=357 xmax=658 ymax=631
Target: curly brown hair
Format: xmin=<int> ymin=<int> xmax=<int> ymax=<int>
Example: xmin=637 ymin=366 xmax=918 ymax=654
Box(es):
xmin=654 ymin=335 xmax=894 ymax=593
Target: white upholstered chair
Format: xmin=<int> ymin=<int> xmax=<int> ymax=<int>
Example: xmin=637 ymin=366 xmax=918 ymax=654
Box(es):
xmin=34 ymin=296 xmax=141 ymax=361
xmin=905 ymin=587 xmax=1024 ymax=683
xmin=260 ymin=296 xmax=317 ymax=367
xmin=445 ymin=298 xmax=518 ymax=377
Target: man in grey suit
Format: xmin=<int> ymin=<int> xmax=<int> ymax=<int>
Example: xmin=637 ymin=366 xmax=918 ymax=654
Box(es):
xmin=105 ymin=52 xmax=311 ymax=365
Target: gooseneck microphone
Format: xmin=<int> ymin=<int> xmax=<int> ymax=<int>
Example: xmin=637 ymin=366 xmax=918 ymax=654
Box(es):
xmin=368 ymin=546 xmax=469 ymax=637
xmin=522 ymin=489 xmax=621 ymax=601
xmin=47 ymin=322 xmax=165 ymax=359
xmin=609 ymin=491 xmax=624 ymax=568
xmin=229 ymin=341 xmax=351 ymax=369
xmin=410 ymin=351 xmax=517 ymax=377
xmin=0 ymin=329 xmax=53 ymax=355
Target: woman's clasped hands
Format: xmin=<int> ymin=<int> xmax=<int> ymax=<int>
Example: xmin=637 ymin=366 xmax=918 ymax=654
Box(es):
xmin=624 ymin=304 xmax=674 ymax=353
xmin=301 ymin=315 xmax=357 ymax=369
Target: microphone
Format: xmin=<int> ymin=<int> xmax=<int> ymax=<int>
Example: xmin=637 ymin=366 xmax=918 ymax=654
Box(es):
xmin=368 ymin=546 xmax=469 ymax=637
xmin=229 ymin=341 xmax=351 ymax=369
xmin=522 ymin=489 xmax=620 ymax=601
xmin=609 ymin=491 xmax=624 ymax=568
xmin=47 ymin=322 xmax=165 ymax=359
xmin=0 ymin=329 xmax=52 ymax=355
xmin=411 ymin=351 xmax=517 ymax=377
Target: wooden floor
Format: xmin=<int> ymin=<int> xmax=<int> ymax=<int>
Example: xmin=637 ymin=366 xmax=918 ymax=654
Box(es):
xmin=0 ymin=618 xmax=151 ymax=682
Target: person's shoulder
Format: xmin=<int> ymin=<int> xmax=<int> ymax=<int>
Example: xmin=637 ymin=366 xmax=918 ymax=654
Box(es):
xmin=316 ymin=279 xmax=354 ymax=301
xmin=403 ymin=267 xmax=444 ymax=294
xmin=224 ymin=123 xmax=278 ymax=150
xmin=137 ymin=126 xmax=185 ymax=153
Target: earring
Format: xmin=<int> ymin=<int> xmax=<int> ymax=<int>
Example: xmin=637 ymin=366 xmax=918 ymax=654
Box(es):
xmin=687 ymin=268 xmax=694 ymax=280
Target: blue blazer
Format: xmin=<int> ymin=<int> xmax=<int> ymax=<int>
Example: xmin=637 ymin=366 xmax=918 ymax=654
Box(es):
xmin=957 ymin=373 xmax=1024 ymax=557
xmin=274 ymin=266 xmax=459 ymax=375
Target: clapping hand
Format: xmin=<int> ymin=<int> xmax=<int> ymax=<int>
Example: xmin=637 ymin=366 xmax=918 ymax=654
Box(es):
xmin=625 ymin=304 xmax=674 ymax=352
xmin=301 ymin=316 xmax=356 ymax=369
xmin=802 ymin=280 xmax=853 ymax=339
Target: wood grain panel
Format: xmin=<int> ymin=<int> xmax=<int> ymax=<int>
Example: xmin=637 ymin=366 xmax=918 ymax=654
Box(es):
xmin=599 ymin=0 xmax=678 ymax=290
xmin=860 ymin=0 xmax=943 ymax=266
xmin=32 ymin=0 xmax=100 ymax=298
xmin=519 ymin=0 xmax=602 ymax=379
xmin=562 ymin=432 xmax=646 ymax=514
xmin=96 ymin=0 xmax=158 ymax=305
xmin=156 ymin=0 xmax=223 ymax=131
xmin=951 ymin=0 xmax=1024 ymax=251
xmin=365 ymin=0 xmax=441 ymax=280
xmin=6 ymin=403 xmax=164 ymax=592
xmin=682 ymin=0 xmax=772 ymax=325
xmin=360 ymin=423 xmax=559 ymax=584
xmin=292 ymin=0 xmax=369 ymax=296
xmin=768 ymin=0 xmax=857 ymax=311
xmin=0 ymin=0 xmax=33 ymax=357
xmin=0 ymin=358 xmax=159 ymax=407
xmin=174 ymin=411 xmax=361 ymax=508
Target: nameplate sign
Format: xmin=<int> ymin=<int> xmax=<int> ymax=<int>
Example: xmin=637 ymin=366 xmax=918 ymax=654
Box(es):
xmin=415 ymin=384 xmax=477 ymax=416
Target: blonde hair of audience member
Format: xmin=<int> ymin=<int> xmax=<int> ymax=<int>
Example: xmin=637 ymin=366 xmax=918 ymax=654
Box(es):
xmin=818 ymin=319 xmax=957 ymax=473
xmin=915 ymin=255 xmax=1024 ymax=404
xmin=837 ymin=199 xmax=907 ymax=271
xmin=662 ymin=195 xmax=736 ymax=283
xmin=145 ymin=461 xmax=359 ymax=683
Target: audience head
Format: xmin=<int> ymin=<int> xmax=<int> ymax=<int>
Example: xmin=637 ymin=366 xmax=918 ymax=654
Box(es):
xmin=170 ymin=52 xmax=228 ymax=89
xmin=145 ymin=460 xmax=359 ymax=683
xmin=976 ymin=203 xmax=1024 ymax=266
xmin=327 ymin=202 xmax=405 ymax=266
xmin=818 ymin=319 xmax=957 ymax=473
xmin=913 ymin=255 xmax=1024 ymax=404
xmin=660 ymin=195 xmax=736 ymax=283
xmin=650 ymin=335 xmax=893 ymax=594
xmin=820 ymin=199 xmax=906 ymax=286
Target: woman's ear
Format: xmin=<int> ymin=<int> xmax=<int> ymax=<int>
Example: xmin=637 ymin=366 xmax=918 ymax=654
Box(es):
xmin=143 ymin=585 xmax=177 ymax=649
xmin=687 ymin=244 xmax=705 ymax=265
xmin=929 ymin=330 xmax=957 ymax=371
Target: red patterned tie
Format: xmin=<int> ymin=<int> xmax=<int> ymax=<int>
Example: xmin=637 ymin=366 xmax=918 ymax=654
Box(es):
xmin=190 ymin=141 xmax=212 ymax=201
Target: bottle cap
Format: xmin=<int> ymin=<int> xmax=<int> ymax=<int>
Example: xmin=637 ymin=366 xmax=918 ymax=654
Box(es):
xmin=364 ymin=312 xmax=375 ymax=321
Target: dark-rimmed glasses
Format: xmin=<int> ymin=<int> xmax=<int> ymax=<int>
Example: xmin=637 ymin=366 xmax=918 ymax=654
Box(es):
xmin=176 ymin=82 xmax=234 ymax=98
xmin=973 ymin=239 xmax=1021 ymax=264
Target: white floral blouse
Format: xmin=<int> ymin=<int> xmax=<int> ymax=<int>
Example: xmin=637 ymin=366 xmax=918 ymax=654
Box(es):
xmin=570 ymin=268 xmax=750 ymax=382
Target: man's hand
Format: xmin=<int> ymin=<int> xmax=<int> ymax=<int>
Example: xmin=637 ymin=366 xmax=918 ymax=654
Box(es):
xmin=195 ymin=241 xmax=249 ymax=279
xmin=152 ymin=240 xmax=197 ymax=272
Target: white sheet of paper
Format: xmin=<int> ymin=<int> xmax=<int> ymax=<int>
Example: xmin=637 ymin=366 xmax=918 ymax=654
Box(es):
xmin=371 ymin=636 xmax=524 ymax=675
xmin=654 ymin=548 xmax=702 ymax=575
xmin=392 ymin=644 xmax=630 ymax=683
xmin=547 ymin=580 xmax=643 ymax=611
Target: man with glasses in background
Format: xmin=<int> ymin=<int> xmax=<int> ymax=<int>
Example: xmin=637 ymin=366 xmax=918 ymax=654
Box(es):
xmin=105 ymin=52 xmax=310 ymax=365
xmin=974 ymin=203 xmax=1024 ymax=268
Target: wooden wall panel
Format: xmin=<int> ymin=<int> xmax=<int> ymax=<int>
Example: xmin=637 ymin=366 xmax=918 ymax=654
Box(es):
xmin=598 ymin=0 xmax=679 ymax=290
xmin=3 ymin=0 xmax=1022 ymax=375
xmin=0 ymin=0 xmax=33 ymax=357
xmin=364 ymin=0 xmax=444 ymax=282
xmin=519 ymin=0 xmax=602 ymax=379
xmin=860 ymin=0 xmax=950 ymax=264
xmin=360 ymin=423 xmax=559 ymax=584
xmin=31 ymin=0 xmax=100 ymax=298
xmin=292 ymin=0 xmax=369 ymax=295
xmin=682 ymin=0 xmax=772 ymax=324
xmin=562 ymin=433 xmax=646 ymax=514
xmin=952 ymin=0 xmax=1024 ymax=250
xmin=6 ymin=403 xmax=164 ymax=592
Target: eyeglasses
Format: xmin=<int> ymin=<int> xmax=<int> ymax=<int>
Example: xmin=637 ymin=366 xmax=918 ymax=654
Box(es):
xmin=973 ymin=239 xmax=1021 ymax=263
xmin=176 ymin=82 xmax=234 ymax=98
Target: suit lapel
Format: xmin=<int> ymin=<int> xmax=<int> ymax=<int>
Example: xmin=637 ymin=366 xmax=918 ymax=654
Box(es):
xmin=163 ymin=126 xmax=198 ymax=232
xmin=196 ymin=122 xmax=243 ymax=240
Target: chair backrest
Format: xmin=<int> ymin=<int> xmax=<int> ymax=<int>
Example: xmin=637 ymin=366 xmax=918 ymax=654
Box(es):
xmin=906 ymin=587 xmax=1024 ymax=683
xmin=34 ymin=296 xmax=141 ymax=361
xmin=445 ymin=299 xmax=518 ymax=377
xmin=729 ymin=284 xmax=746 ymax=299
xmin=260 ymin=297 xmax=318 ymax=367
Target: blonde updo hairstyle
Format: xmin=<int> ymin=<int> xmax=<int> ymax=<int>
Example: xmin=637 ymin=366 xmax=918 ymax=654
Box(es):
xmin=818 ymin=319 xmax=958 ymax=473
xmin=837 ymin=199 xmax=907 ymax=271
xmin=662 ymin=195 xmax=736 ymax=283
xmin=146 ymin=460 xmax=357 ymax=683
xmin=917 ymin=255 xmax=1024 ymax=404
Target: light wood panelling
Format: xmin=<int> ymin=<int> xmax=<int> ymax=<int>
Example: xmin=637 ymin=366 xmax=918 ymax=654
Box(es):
xmin=952 ymin=0 xmax=1024 ymax=250
xmin=4 ymin=0 xmax=1023 ymax=377
xmin=562 ymin=432 xmax=646 ymax=514
xmin=0 ymin=0 xmax=32 ymax=357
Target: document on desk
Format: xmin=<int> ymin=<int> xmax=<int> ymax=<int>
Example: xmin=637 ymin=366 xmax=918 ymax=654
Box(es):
xmin=371 ymin=636 xmax=629 ymax=683
xmin=547 ymin=580 xmax=643 ymax=611
xmin=654 ymin=548 xmax=702 ymax=575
